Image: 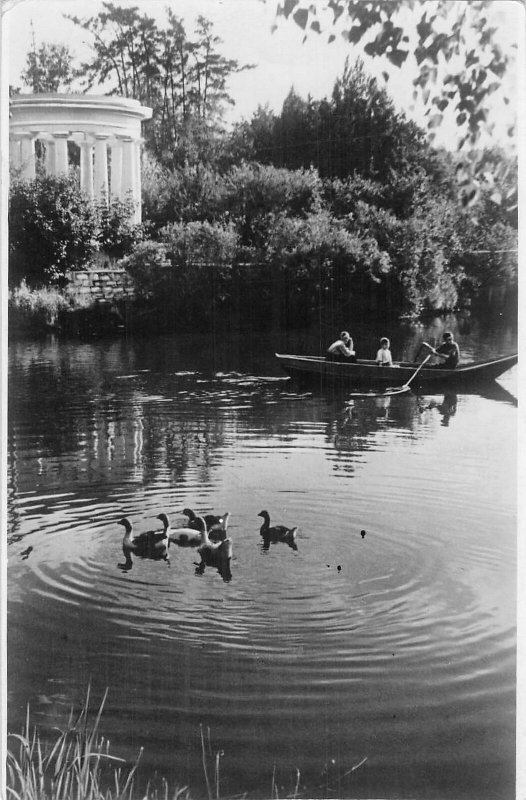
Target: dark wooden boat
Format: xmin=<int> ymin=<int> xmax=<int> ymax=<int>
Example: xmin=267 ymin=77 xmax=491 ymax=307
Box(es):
xmin=276 ymin=352 xmax=518 ymax=388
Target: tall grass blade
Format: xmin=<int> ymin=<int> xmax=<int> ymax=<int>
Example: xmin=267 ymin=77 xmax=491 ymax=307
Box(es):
xmin=200 ymin=724 xmax=213 ymax=800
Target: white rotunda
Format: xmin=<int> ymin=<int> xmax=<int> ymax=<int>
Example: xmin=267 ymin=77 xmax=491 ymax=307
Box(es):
xmin=9 ymin=94 xmax=153 ymax=223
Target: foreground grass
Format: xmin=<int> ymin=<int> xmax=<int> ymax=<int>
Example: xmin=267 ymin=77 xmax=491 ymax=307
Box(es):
xmin=6 ymin=689 xmax=307 ymax=800
xmin=6 ymin=688 xmax=191 ymax=800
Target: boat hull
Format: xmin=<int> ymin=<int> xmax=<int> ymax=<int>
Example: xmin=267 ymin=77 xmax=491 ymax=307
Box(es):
xmin=275 ymin=353 xmax=518 ymax=389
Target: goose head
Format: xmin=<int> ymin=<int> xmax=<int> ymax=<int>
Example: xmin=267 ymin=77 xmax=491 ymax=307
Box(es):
xmin=218 ymin=512 xmax=230 ymax=530
xmin=156 ymin=513 xmax=170 ymax=531
xmin=258 ymin=510 xmax=270 ymax=523
xmin=183 ymin=507 xmax=196 ymax=521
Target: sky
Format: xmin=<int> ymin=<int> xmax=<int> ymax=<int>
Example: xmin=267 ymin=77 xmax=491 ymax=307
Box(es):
xmin=4 ymin=0 xmax=525 ymax=151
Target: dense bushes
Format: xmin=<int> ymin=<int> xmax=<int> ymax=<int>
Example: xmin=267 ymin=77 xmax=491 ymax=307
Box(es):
xmin=119 ymin=222 xmax=239 ymax=327
xmin=9 ymin=176 xmax=144 ymax=287
xmin=141 ymin=160 xmax=323 ymax=233
xmin=129 ymin=150 xmax=519 ymax=327
xmin=9 ymin=175 xmax=100 ymax=286
xmin=10 ymin=152 xmax=517 ymax=330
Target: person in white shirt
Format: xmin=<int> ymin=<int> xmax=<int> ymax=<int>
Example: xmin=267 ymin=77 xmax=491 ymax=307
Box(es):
xmin=376 ymin=337 xmax=393 ymax=366
xmin=326 ymin=331 xmax=357 ymax=363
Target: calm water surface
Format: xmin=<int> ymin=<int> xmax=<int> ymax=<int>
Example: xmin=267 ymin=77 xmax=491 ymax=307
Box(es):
xmin=7 ymin=316 xmax=517 ymax=799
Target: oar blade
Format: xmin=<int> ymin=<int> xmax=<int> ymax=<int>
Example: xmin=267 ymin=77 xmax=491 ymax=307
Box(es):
xmin=347 ymin=386 xmax=408 ymax=399
xmin=383 ymin=385 xmax=411 ymax=396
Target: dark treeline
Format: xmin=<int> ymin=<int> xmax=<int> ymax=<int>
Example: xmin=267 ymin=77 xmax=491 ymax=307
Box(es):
xmin=9 ymin=5 xmax=518 ymax=334
xmin=241 ymin=60 xmax=435 ymax=184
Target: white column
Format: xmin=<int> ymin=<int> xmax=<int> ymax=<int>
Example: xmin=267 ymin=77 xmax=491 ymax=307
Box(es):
xmin=20 ymin=134 xmax=36 ymax=179
xmin=110 ymin=139 xmax=123 ymax=201
xmin=94 ymin=135 xmax=109 ymax=204
xmin=9 ymin=136 xmax=20 ymax=169
xmin=53 ymin=133 xmax=69 ymax=175
xmin=134 ymin=139 xmax=142 ymax=223
xmin=80 ymin=138 xmax=94 ymax=199
xmin=45 ymin=138 xmax=56 ymax=175
xmin=120 ymin=136 xmax=137 ymax=214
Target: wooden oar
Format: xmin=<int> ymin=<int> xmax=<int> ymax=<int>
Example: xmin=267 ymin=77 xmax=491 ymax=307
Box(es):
xmin=347 ymin=354 xmax=432 ymax=399
xmin=384 ymin=353 xmax=432 ymax=395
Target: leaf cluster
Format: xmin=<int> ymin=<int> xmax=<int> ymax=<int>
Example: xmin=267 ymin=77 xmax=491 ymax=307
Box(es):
xmin=274 ymin=0 xmax=511 ymax=146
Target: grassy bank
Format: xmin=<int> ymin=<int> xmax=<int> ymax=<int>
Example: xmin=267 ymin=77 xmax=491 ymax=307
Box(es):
xmin=8 ymin=282 xmax=128 ymax=338
xmin=9 ymin=277 xmax=517 ymax=342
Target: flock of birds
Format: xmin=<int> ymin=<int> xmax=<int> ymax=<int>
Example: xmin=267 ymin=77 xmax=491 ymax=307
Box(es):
xmin=117 ymin=508 xmax=299 ymax=579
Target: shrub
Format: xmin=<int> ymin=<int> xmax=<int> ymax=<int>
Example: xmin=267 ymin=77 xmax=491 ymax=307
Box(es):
xmin=8 ymin=280 xmax=74 ymax=328
xmin=9 ymin=176 xmax=147 ymax=288
xmin=96 ymin=197 xmax=145 ymax=260
xmin=160 ymin=220 xmax=239 ymax=266
xmin=259 ymin=209 xmax=391 ymax=322
xmin=118 ymin=241 xmax=170 ymax=298
xmin=9 ymin=175 xmax=100 ymax=286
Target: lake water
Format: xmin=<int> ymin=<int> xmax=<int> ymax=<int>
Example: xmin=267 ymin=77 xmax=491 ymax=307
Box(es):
xmin=7 ymin=314 xmax=518 ymax=799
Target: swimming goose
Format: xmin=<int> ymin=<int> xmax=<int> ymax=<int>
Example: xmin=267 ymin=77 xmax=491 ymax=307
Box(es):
xmin=160 ymin=512 xmax=203 ymax=547
xmin=199 ymin=534 xmax=233 ymax=563
xmin=194 ymin=517 xmax=233 ymax=563
xmin=118 ymin=517 xmax=169 ymax=556
xmin=257 ymin=510 xmax=298 ymax=544
xmin=183 ymin=508 xmax=230 ymax=542
xmin=196 ymin=535 xmax=233 ymax=582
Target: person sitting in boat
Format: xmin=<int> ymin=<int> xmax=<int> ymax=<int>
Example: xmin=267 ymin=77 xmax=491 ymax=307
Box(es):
xmin=375 ymin=337 xmax=393 ymax=367
xmin=425 ymin=331 xmax=460 ymax=369
xmin=327 ymin=331 xmax=357 ymax=363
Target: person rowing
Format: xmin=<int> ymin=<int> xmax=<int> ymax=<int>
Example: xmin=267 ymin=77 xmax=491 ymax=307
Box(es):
xmin=424 ymin=331 xmax=460 ymax=369
xmin=326 ymin=331 xmax=357 ymax=363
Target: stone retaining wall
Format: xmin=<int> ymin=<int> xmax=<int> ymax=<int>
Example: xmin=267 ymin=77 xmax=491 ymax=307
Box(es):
xmin=66 ymin=268 xmax=135 ymax=302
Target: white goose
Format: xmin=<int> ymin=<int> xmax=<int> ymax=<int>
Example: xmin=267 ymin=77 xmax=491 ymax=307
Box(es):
xmin=118 ymin=517 xmax=169 ymax=555
xmin=198 ymin=520 xmax=233 ymax=566
xmin=157 ymin=512 xmax=202 ymax=547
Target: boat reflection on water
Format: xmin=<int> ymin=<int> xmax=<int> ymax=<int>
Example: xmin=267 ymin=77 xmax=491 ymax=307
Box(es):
xmin=339 ymin=391 xmax=415 ymax=438
xmin=330 ymin=376 xmax=516 ymax=455
xmin=418 ymin=393 xmax=458 ymax=426
xmin=373 ymin=394 xmax=391 ymax=419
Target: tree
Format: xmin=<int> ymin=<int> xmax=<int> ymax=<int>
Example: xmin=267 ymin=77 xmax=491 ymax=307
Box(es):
xmin=67 ymin=3 xmax=252 ymax=164
xmin=246 ymin=57 xmax=440 ymax=208
xmin=21 ymin=34 xmax=75 ymax=92
xmin=271 ymin=0 xmax=516 ymax=205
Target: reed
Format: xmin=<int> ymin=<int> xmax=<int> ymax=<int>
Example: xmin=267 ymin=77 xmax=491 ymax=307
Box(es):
xmin=6 ymin=690 xmax=308 ymax=800
xmin=6 ymin=686 xmax=190 ymax=800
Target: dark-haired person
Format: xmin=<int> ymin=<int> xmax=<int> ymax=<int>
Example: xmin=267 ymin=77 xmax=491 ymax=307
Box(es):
xmin=326 ymin=331 xmax=357 ymax=363
xmin=425 ymin=332 xmax=460 ymax=369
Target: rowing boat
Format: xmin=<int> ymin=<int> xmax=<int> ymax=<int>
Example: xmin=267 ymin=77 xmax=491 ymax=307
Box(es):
xmin=275 ymin=352 xmax=517 ymax=388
